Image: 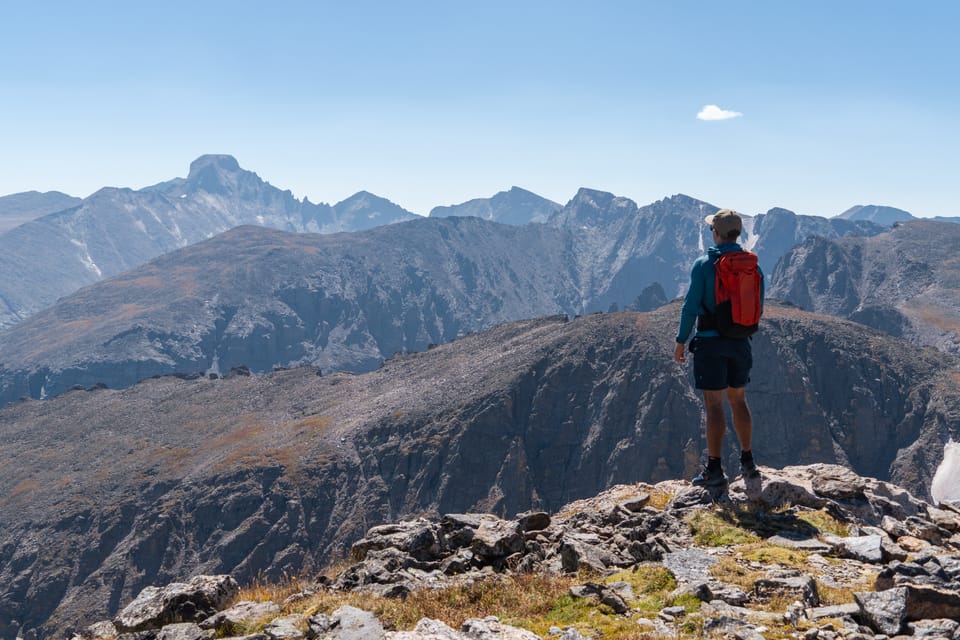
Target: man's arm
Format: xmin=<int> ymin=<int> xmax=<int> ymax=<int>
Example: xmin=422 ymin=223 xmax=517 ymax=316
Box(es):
xmin=675 ymin=259 xmax=704 ymax=345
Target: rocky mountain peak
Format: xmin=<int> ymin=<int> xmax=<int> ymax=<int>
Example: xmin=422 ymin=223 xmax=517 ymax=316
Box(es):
xmin=187 ymin=154 xmax=242 ymax=175
xmin=837 ymin=204 xmax=914 ymax=225
xmin=185 ymin=154 xmax=250 ymax=194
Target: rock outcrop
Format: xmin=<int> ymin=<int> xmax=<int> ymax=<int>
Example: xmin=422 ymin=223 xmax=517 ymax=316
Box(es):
xmin=73 ymin=466 xmax=960 ymax=640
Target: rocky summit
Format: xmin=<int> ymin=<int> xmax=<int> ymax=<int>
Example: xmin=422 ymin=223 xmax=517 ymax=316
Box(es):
xmin=71 ymin=466 xmax=960 ymax=640
xmin=1 ymin=305 xmax=959 ymax=638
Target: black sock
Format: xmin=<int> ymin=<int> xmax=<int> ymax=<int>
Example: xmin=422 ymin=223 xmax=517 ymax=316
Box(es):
xmin=740 ymin=450 xmax=754 ymax=463
xmin=707 ymin=456 xmax=722 ymax=471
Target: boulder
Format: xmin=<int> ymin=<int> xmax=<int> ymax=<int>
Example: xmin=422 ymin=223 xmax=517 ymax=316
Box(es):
xmin=200 ymin=601 xmax=282 ymax=634
xmin=351 ymin=520 xmax=441 ymax=562
xmin=115 ymin=576 xmax=240 ymax=632
xmin=308 ymin=607 xmax=383 ymax=640
xmin=263 ymin=614 xmax=306 ymax=640
xmin=460 ymin=617 xmax=539 ymax=640
xmin=753 ymin=572 xmax=819 ymax=607
xmin=155 ymin=623 xmax=206 ymax=640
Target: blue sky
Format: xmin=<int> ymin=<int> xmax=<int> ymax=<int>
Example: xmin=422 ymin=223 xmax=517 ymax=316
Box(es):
xmin=1 ymin=1 xmax=957 ymax=217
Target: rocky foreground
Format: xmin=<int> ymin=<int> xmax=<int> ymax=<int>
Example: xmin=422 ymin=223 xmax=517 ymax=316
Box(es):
xmin=68 ymin=465 xmax=960 ymax=640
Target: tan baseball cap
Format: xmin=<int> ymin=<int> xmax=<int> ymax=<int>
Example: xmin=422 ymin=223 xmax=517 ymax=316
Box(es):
xmin=705 ymin=209 xmax=742 ymax=237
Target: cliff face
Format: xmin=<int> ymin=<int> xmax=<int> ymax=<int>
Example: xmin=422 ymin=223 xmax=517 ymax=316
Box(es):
xmin=769 ymin=220 xmax=960 ymax=355
xmin=1 ymin=305 xmax=958 ymax=637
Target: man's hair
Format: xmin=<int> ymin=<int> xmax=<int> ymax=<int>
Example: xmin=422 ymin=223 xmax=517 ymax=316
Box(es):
xmin=720 ymin=229 xmax=741 ymax=242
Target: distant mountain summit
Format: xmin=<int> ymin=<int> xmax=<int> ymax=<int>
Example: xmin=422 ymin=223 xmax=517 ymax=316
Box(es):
xmin=836 ymin=204 xmax=914 ymax=225
xmin=0 ymin=155 xmax=416 ymax=329
xmin=429 ymin=186 xmax=561 ymax=225
xmin=0 ymin=190 xmax=81 ymax=233
xmin=333 ymin=190 xmax=418 ymax=231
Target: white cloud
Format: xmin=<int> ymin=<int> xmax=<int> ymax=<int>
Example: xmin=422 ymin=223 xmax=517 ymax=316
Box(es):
xmin=697 ymin=105 xmax=743 ymax=121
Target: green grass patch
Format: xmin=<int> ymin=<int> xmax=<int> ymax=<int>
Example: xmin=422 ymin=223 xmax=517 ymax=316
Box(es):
xmin=686 ymin=509 xmax=761 ymax=546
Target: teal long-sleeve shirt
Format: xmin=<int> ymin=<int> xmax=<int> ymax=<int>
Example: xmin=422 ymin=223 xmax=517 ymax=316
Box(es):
xmin=675 ymin=243 xmax=765 ymax=344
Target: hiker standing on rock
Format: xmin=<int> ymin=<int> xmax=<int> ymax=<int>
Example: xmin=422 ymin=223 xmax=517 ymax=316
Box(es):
xmin=674 ymin=209 xmax=764 ymax=488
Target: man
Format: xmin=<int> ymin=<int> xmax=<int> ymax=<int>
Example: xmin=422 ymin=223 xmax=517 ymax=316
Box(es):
xmin=674 ymin=209 xmax=763 ymax=487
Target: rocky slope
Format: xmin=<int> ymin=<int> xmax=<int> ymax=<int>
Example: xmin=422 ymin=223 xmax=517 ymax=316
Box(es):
xmin=0 ymin=190 xmax=80 ymax=233
xmin=1 ymin=305 xmax=958 ymax=637
xmin=73 ymin=468 xmax=960 ymax=640
xmin=0 ymin=155 xmax=417 ymax=329
xmin=769 ymin=219 xmax=960 ymax=355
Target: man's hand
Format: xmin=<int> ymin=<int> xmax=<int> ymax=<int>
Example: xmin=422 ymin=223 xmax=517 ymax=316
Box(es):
xmin=674 ymin=342 xmax=686 ymax=364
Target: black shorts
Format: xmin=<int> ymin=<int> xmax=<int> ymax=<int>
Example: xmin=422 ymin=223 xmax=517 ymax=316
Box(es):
xmin=690 ymin=336 xmax=752 ymax=390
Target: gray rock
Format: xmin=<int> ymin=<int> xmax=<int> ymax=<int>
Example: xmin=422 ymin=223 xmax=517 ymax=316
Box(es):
xmin=805 ymin=603 xmax=861 ymax=622
xmin=516 ymin=512 xmax=550 ymax=532
xmin=460 ymin=617 xmax=539 ymax=640
xmin=263 ymin=615 xmax=306 ymax=640
xmin=155 ymin=623 xmax=206 ymax=640
xmin=906 ymin=618 xmax=960 ymax=639
xmin=558 ymin=539 xmax=618 ymax=573
xmin=835 ymin=534 xmax=885 ymax=563
xmin=200 ymin=601 xmax=282 ymax=633
xmin=115 ymin=576 xmax=240 ymax=632
xmin=766 ymin=534 xmax=832 ymax=553
xmin=83 ymin=621 xmax=119 ymax=639
xmin=568 ymin=582 xmax=630 ymax=614
xmin=754 ymin=574 xmax=819 ymax=607
xmin=352 ymin=520 xmax=441 ymax=562
xmin=313 ymin=607 xmax=384 ymax=640
xmin=386 ymin=618 xmax=463 ymax=639
xmin=856 ymin=588 xmax=909 ymax=635
xmin=661 ymin=548 xmax=717 ymax=583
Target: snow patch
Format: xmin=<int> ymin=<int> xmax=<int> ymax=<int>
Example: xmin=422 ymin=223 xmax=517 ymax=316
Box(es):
xmin=741 ymin=216 xmax=759 ymax=251
xmin=931 ymin=440 xmax=960 ymax=506
xmin=70 ymin=238 xmax=102 ymax=277
xmin=134 ymin=219 xmax=147 ymax=234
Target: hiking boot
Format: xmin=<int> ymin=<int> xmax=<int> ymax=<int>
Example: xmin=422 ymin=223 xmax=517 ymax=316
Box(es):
xmin=740 ymin=458 xmax=761 ymax=479
xmin=691 ymin=466 xmax=727 ymax=488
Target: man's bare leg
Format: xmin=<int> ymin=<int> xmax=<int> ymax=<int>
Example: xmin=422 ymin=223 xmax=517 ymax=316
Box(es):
xmin=726 ymin=386 xmax=753 ymax=452
xmin=701 ymin=389 xmax=727 ymax=457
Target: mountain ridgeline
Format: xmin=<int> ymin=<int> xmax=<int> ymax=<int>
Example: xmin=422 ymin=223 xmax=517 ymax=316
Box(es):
xmin=0 ymin=178 xmax=896 ymax=408
xmin=0 ymin=155 xmax=417 ymax=329
xmin=1 ymin=305 xmax=958 ymax=638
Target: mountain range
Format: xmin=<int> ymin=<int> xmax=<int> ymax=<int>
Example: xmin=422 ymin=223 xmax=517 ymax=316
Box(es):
xmin=0 ymin=155 xmax=914 ymax=335
xmin=2 ymin=304 xmax=958 ymax=637
xmin=0 ymin=156 xmax=417 ymax=329
xmin=0 ymin=187 xmax=902 ymax=409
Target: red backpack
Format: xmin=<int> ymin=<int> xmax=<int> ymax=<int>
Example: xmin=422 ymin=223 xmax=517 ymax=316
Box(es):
xmin=713 ymin=251 xmax=762 ymax=337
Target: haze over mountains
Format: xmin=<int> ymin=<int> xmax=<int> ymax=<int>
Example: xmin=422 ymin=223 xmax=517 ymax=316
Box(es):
xmin=0 ymin=155 xmax=418 ymax=328
xmin=0 ymin=154 xmax=927 ymax=334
